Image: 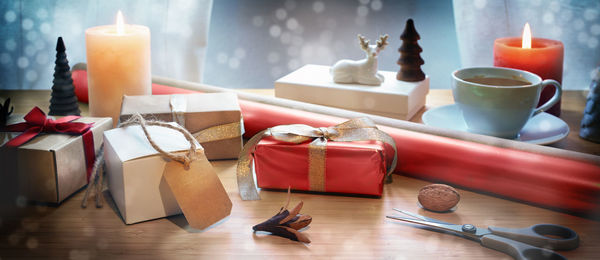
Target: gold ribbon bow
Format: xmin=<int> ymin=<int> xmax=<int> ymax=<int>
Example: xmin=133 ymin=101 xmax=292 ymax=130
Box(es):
xmin=237 ymin=117 xmax=398 ymax=200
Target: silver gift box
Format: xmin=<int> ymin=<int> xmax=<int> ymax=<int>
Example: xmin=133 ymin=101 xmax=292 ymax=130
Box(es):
xmin=0 ymin=116 xmax=112 ymax=203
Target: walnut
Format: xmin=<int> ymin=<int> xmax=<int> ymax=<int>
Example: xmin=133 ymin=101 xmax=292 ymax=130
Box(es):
xmin=418 ymin=184 xmax=460 ymax=212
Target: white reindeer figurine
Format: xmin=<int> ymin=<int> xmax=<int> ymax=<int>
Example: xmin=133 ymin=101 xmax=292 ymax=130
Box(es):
xmin=330 ymin=34 xmax=389 ymax=86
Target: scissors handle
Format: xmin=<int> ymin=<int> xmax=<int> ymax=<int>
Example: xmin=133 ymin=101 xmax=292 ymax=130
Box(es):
xmin=481 ymin=234 xmax=567 ymax=260
xmin=488 ymin=224 xmax=579 ymax=251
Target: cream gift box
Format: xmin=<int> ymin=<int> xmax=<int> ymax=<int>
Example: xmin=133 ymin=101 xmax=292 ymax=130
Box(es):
xmin=275 ymin=64 xmax=430 ymax=120
xmin=103 ymin=122 xmax=232 ymax=225
xmin=119 ymin=93 xmax=244 ymax=160
xmin=0 ymin=116 xmax=112 ymax=203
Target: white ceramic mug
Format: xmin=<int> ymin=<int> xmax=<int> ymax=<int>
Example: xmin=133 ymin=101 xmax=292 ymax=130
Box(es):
xmin=452 ymin=67 xmax=562 ymax=139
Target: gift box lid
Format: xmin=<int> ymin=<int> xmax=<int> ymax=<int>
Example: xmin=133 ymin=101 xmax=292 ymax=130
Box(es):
xmin=103 ymin=122 xmax=202 ymax=162
xmin=120 ymin=92 xmax=241 ymax=116
xmin=120 ymin=93 xmax=243 ymax=135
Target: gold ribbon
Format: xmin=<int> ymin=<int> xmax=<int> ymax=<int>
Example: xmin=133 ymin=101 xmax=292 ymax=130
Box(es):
xmin=169 ymin=94 xmax=243 ymax=144
xmin=193 ymin=121 xmax=243 ymax=143
xmin=237 ymin=117 xmax=398 ymax=200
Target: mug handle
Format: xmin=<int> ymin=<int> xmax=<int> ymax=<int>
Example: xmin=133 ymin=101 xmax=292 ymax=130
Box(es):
xmin=533 ymin=79 xmax=562 ymax=116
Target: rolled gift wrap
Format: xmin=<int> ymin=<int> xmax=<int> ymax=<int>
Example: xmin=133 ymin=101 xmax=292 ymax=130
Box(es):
xmin=70 ymin=71 xmax=600 ymax=214
xmin=150 ymin=74 xmax=598 ymax=164
xmin=72 ymin=67 xmax=89 ymax=103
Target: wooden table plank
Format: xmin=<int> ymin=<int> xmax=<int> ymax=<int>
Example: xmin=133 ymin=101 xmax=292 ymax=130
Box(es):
xmin=0 ymin=90 xmax=599 ymax=259
xmin=0 ymin=161 xmax=598 ymax=259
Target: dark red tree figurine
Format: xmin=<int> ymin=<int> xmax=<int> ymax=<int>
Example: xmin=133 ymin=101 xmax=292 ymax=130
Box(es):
xmin=49 ymin=37 xmax=80 ymax=116
xmin=580 ymin=67 xmax=600 ymax=143
xmin=396 ymin=19 xmax=425 ymax=82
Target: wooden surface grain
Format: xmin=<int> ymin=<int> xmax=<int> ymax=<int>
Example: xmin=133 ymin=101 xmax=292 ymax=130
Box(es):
xmin=0 ymin=90 xmax=599 ymax=259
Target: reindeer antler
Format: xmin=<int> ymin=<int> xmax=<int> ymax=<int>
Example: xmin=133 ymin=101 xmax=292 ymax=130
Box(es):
xmin=376 ymin=34 xmax=389 ymax=49
xmin=358 ymin=34 xmax=369 ymax=51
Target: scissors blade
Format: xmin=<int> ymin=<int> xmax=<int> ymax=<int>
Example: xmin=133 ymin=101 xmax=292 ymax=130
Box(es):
xmin=392 ymin=208 xmax=452 ymax=225
xmin=386 ymin=215 xmax=481 ymax=240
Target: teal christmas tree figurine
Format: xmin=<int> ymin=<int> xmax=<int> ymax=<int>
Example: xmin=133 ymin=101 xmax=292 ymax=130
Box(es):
xmin=49 ymin=37 xmax=80 ymax=116
xmin=580 ymin=67 xmax=600 ymax=143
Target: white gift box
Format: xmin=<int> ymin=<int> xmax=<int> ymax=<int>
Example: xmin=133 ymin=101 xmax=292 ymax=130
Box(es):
xmin=275 ymin=64 xmax=430 ymax=120
xmin=104 ymin=123 xmax=203 ymax=224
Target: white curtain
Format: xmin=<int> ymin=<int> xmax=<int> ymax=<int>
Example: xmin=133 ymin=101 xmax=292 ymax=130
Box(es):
xmin=454 ymin=0 xmax=600 ymax=90
xmin=0 ymin=0 xmax=212 ymax=89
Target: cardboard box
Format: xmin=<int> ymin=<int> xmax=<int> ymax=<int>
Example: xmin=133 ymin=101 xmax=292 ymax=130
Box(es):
xmin=0 ymin=116 xmax=112 ymax=203
xmin=275 ymin=64 xmax=430 ymax=120
xmin=104 ymin=123 xmax=232 ymax=225
xmin=120 ymin=93 xmax=244 ymax=160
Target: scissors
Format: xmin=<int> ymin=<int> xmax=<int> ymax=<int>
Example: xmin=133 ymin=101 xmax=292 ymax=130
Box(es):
xmin=386 ymin=209 xmax=579 ymax=260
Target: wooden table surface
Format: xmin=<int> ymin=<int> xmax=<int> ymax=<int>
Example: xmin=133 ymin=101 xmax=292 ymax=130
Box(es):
xmin=1 ymin=90 xmax=599 ymax=259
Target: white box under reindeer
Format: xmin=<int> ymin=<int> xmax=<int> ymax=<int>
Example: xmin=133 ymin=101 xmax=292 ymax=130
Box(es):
xmin=275 ymin=64 xmax=429 ymax=120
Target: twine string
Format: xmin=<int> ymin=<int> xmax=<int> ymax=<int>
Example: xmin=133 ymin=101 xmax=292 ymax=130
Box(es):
xmin=119 ymin=114 xmax=197 ymax=167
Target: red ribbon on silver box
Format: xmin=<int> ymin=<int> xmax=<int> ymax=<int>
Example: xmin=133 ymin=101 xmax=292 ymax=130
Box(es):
xmin=3 ymin=106 xmax=96 ymax=181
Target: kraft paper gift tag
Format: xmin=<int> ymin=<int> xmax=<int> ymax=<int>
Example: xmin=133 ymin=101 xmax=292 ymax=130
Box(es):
xmin=163 ymin=157 xmax=232 ymax=230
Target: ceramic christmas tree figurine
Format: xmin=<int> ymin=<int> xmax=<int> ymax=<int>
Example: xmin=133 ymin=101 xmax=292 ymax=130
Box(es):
xmin=49 ymin=37 xmax=80 ymax=116
xmin=580 ymin=67 xmax=600 ymax=143
xmin=397 ymin=19 xmax=425 ymax=82
xmin=330 ymin=34 xmax=389 ymax=86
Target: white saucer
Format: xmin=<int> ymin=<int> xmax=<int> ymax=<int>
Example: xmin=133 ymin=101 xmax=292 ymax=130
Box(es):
xmin=422 ymin=104 xmax=570 ymax=145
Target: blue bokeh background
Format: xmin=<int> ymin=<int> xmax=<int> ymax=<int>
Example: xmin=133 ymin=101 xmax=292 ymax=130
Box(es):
xmin=203 ymin=0 xmax=460 ymax=90
xmin=0 ymin=0 xmax=460 ymax=90
xmin=1 ymin=0 xmax=598 ymax=90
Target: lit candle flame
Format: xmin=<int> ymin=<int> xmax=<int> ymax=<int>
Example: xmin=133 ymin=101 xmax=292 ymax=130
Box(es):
xmin=116 ymin=10 xmax=124 ymax=35
xmin=522 ymin=23 xmax=532 ymax=49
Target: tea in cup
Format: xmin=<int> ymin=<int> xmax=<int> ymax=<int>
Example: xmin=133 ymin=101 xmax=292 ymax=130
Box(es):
xmin=452 ymin=67 xmax=562 ymax=139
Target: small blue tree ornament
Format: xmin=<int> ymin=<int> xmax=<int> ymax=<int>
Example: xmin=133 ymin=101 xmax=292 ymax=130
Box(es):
xmin=580 ymin=67 xmax=600 ymax=143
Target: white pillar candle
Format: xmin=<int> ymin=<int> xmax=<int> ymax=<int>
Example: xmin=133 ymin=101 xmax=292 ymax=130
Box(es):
xmin=86 ymin=11 xmax=151 ymax=126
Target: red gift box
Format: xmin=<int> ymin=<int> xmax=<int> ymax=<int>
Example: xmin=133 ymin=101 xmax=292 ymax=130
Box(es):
xmin=236 ymin=118 xmax=398 ymax=200
xmin=254 ymin=137 xmax=389 ymax=196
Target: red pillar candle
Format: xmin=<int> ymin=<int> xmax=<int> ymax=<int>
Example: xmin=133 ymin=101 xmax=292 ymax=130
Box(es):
xmin=493 ymin=23 xmax=564 ymax=117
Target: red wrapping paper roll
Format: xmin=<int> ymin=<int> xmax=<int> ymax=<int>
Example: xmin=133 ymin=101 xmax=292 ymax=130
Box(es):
xmin=71 ymin=70 xmax=600 ymax=214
